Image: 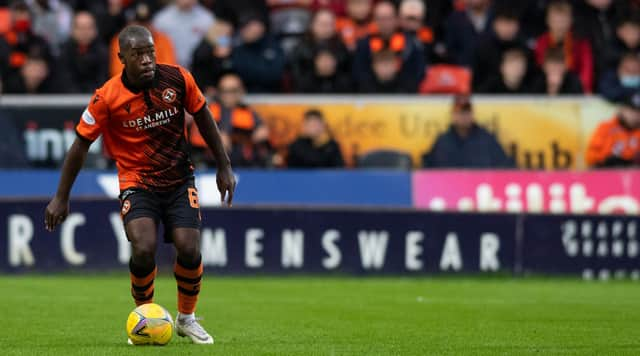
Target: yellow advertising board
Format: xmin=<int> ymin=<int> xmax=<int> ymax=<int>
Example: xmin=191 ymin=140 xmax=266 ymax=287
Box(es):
xmin=253 ymin=97 xmax=611 ymax=169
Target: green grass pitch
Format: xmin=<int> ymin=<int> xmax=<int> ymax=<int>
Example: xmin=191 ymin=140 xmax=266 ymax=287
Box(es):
xmin=1 ymin=275 xmax=640 ymax=355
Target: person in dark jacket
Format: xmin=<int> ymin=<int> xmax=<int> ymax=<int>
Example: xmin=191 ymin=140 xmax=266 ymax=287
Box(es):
xmin=58 ymin=11 xmax=108 ymax=93
xmin=479 ymin=48 xmax=538 ymax=94
xmin=206 ymin=0 xmax=269 ymax=29
xmin=532 ymin=47 xmax=584 ymax=95
xmin=290 ymin=9 xmax=352 ymax=93
xmin=444 ymin=0 xmax=493 ymax=66
xmin=600 ymin=53 xmax=640 ymax=103
xmin=3 ymin=53 xmax=60 ymax=93
xmin=472 ymin=6 xmax=534 ymax=91
xmin=353 ymin=1 xmax=425 ymax=93
xmin=358 ymin=49 xmax=415 ymax=93
xmin=231 ymin=13 xmax=286 ymax=93
xmin=422 ymin=94 xmax=514 ymax=168
xmin=573 ymin=0 xmax=618 ymax=83
xmin=191 ymin=22 xmax=234 ymax=96
xmin=0 ymin=1 xmax=54 ymax=91
xmin=288 ymin=109 xmax=344 ymax=168
xmin=604 ymin=14 xmax=640 ymax=72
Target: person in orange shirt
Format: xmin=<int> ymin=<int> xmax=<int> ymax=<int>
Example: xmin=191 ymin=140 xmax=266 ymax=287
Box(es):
xmin=336 ymin=0 xmax=375 ymax=50
xmin=108 ymin=2 xmax=177 ymax=78
xmin=44 ymin=25 xmax=235 ymax=345
xmin=586 ymin=92 xmax=640 ymax=167
xmin=190 ymin=73 xmax=272 ymax=167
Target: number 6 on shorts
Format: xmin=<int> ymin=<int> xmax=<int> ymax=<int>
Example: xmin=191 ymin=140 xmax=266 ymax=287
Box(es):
xmin=187 ymin=187 xmax=199 ymax=208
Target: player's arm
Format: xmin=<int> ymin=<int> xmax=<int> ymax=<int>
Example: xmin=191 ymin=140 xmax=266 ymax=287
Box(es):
xmin=193 ymin=106 xmax=236 ymax=206
xmin=44 ymin=137 xmax=91 ymax=231
xmin=46 ymin=90 xmax=106 ymax=231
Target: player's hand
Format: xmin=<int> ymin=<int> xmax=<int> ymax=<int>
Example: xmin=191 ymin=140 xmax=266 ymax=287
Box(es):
xmin=216 ymin=165 xmax=236 ymax=207
xmin=44 ymin=196 xmax=70 ymax=232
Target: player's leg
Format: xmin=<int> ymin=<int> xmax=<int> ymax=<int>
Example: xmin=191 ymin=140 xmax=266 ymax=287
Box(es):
xmin=172 ymin=228 xmax=213 ymax=344
xmin=126 ymin=217 xmax=159 ymax=306
xmin=120 ymin=189 xmax=162 ymax=306
xmin=163 ymin=179 xmax=213 ymax=344
xmin=172 ymin=227 xmax=203 ymax=316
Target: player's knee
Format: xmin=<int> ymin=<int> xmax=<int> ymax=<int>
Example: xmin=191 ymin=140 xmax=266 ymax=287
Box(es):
xmin=130 ymin=239 xmax=156 ymax=266
xmin=176 ymin=243 xmax=200 ymax=265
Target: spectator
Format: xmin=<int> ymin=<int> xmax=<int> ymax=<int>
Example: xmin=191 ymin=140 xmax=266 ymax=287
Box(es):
xmin=267 ymin=0 xmax=313 ymax=54
xmin=58 ymin=11 xmax=107 ymax=92
xmin=605 ymin=14 xmax=640 ymax=71
xmin=358 ymin=49 xmax=413 ymax=93
xmin=336 ymin=0 xmax=374 ymax=51
xmin=479 ymin=48 xmax=537 ymax=94
xmin=191 ymin=22 xmax=234 ymax=95
xmin=189 ymin=73 xmax=272 ymax=167
xmin=600 ymin=53 xmax=640 ymax=102
xmin=206 ymin=0 xmax=268 ymax=29
xmin=472 ymin=6 xmax=533 ymax=92
xmin=153 ymin=0 xmax=214 ymax=68
xmin=586 ymin=91 xmax=640 ymax=168
xmin=0 ymin=1 xmax=53 ymax=89
xmin=534 ymin=0 xmax=594 ymax=92
xmin=26 ymin=0 xmax=73 ymax=55
xmin=109 ymin=2 xmax=177 ymax=78
xmin=232 ymin=13 xmax=285 ymax=92
xmin=422 ymin=94 xmax=514 ymax=168
xmin=287 ymin=109 xmax=344 ymax=168
xmin=444 ymin=0 xmax=494 ymax=66
xmin=353 ymin=1 xmax=425 ymax=93
xmin=533 ymin=47 xmax=584 ymax=95
xmin=290 ymin=9 xmax=352 ymax=93
xmin=573 ymin=0 xmax=617 ymax=82
xmin=420 ymin=0 xmax=454 ymax=45
xmin=3 ymin=53 xmax=59 ymax=93
xmin=398 ymin=0 xmax=434 ymax=63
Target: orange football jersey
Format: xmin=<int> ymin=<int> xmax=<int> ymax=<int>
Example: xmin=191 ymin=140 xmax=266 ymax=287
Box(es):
xmin=76 ymin=64 xmax=206 ymax=191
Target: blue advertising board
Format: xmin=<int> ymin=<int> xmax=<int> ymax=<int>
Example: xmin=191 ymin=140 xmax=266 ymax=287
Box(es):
xmin=0 ymin=200 xmax=515 ymax=274
xmin=2 ymin=199 xmax=638 ymax=277
xmin=0 ymin=170 xmax=412 ymax=207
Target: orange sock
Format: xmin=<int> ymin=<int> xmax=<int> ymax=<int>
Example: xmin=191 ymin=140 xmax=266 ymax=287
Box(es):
xmin=130 ymin=265 xmax=157 ymax=306
xmin=174 ymin=258 xmax=203 ymax=314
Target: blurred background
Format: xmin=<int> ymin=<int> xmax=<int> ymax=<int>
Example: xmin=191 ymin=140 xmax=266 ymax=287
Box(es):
xmin=0 ymin=0 xmax=639 ymax=277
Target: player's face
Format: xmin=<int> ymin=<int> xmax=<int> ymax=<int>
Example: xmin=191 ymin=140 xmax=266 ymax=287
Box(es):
xmin=121 ymin=36 xmax=156 ymax=86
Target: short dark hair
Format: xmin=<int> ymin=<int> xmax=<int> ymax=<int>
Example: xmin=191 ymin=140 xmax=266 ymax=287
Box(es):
xmin=372 ymin=50 xmax=397 ymax=63
xmin=494 ymin=5 xmax=520 ymax=22
xmin=617 ymin=13 xmax=640 ymax=28
xmin=544 ymin=47 xmax=565 ymax=64
xmin=547 ymin=0 xmax=572 ymax=15
xmin=502 ymin=48 xmax=527 ymax=63
xmin=304 ymin=109 xmax=325 ymax=121
xmin=619 ymin=52 xmax=640 ymax=67
xmin=118 ymin=25 xmax=152 ymax=51
xmin=217 ymin=71 xmax=243 ymax=87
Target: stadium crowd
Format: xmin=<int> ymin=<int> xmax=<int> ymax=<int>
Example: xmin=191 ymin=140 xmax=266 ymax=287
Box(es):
xmin=0 ymin=0 xmax=639 ymax=169
xmin=1 ymin=0 xmax=640 ymax=97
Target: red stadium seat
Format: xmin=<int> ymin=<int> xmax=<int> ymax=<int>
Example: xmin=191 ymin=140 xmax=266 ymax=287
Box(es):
xmin=0 ymin=8 xmax=10 ymax=34
xmin=419 ymin=65 xmax=471 ymax=95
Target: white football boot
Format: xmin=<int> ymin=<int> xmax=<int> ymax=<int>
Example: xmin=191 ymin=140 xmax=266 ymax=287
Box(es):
xmin=175 ymin=313 xmax=214 ymax=344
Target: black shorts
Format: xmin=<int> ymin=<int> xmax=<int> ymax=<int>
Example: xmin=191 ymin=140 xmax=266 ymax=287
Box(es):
xmin=119 ymin=178 xmax=201 ymax=242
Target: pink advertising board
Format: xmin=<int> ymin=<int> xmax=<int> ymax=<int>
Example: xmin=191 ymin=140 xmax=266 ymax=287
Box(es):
xmin=412 ymin=170 xmax=640 ymax=214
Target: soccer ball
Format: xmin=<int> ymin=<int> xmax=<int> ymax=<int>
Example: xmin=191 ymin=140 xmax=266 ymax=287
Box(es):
xmin=126 ymin=303 xmax=174 ymax=345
